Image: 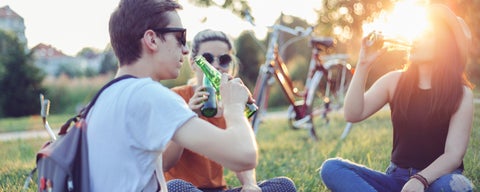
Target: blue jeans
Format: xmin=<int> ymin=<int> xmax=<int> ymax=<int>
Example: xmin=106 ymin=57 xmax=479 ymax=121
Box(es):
xmin=319 ymin=158 xmax=474 ymax=192
xmin=167 ymin=176 xmax=297 ymax=192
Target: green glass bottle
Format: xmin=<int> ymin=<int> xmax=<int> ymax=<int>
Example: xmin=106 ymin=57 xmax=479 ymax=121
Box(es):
xmin=194 ymin=55 xmax=258 ymax=118
xmin=201 ymin=74 xmax=218 ymax=117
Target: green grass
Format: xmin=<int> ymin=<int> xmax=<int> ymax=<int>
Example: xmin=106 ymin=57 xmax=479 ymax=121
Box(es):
xmin=0 ymin=113 xmax=75 ymax=133
xmin=1 ymin=105 xmax=479 ymax=191
xmin=227 ymin=106 xmax=480 ymax=191
xmin=0 ymin=138 xmax=45 ymax=191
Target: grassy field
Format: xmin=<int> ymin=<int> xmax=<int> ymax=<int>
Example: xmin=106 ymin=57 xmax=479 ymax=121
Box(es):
xmin=0 ymin=105 xmax=479 ymax=191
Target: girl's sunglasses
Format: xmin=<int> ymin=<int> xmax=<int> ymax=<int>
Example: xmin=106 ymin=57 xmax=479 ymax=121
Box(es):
xmin=202 ymin=53 xmax=232 ymax=68
xmin=151 ymin=27 xmax=186 ymax=46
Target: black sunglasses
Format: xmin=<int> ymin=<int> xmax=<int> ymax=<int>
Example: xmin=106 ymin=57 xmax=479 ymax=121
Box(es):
xmin=202 ymin=53 xmax=232 ymax=68
xmin=152 ymin=27 xmax=186 ymax=46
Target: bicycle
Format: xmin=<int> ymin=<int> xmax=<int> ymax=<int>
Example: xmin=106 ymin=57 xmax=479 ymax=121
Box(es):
xmin=250 ymin=24 xmax=354 ymax=141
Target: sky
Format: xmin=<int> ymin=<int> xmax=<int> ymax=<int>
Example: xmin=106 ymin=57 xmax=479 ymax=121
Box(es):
xmin=0 ymin=0 xmax=322 ymax=56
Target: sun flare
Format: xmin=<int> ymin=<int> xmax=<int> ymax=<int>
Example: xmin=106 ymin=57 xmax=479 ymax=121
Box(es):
xmin=362 ymin=0 xmax=430 ymax=43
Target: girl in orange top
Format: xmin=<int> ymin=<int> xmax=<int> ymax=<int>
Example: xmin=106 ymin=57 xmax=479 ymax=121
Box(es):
xmin=166 ymin=29 xmax=296 ymax=192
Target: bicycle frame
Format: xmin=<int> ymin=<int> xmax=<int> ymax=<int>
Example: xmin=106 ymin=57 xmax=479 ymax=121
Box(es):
xmin=251 ymin=24 xmax=352 ymax=140
xmin=252 ymin=25 xmax=310 ymax=130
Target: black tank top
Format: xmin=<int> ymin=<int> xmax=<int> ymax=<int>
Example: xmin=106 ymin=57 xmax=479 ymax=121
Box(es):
xmin=390 ymin=87 xmax=463 ymax=170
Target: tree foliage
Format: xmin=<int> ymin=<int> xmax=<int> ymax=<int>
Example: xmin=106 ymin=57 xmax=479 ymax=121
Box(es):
xmin=55 ymin=63 xmax=82 ymax=78
xmin=235 ymin=31 xmax=264 ymax=90
xmin=99 ymin=45 xmax=118 ymax=75
xmin=191 ymin=0 xmax=479 ymax=85
xmin=76 ymin=47 xmax=100 ymax=59
xmin=188 ymin=0 xmax=254 ymax=23
xmin=315 ymin=0 xmax=480 ymax=85
xmin=316 ymin=0 xmax=395 ymax=56
xmin=0 ymin=30 xmax=45 ymax=117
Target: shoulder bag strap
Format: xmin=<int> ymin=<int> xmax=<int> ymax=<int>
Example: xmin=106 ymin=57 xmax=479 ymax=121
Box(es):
xmin=58 ymin=75 xmax=136 ymax=135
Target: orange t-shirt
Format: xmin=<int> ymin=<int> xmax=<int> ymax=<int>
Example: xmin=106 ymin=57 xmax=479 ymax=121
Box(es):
xmin=166 ymin=85 xmax=227 ymax=189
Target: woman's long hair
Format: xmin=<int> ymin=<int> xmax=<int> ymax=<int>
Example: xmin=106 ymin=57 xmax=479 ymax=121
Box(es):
xmin=392 ymin=19 xmax=473 ymax=118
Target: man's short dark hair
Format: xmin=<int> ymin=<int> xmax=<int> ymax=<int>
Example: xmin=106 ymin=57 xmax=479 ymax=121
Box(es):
xmin=109 ymin=0 xmax=182 ymax=66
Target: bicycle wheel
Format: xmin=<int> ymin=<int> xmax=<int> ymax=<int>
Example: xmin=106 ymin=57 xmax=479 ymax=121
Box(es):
xmin=251 ymin=69 xmax=271 ymax=134
xmin=302 ymin=70 xmax=325 ymax=140
xmin=324 ymin=63 xmax=352 ymax=111
xmin=306 ymin=63 xmax=352 ymax=132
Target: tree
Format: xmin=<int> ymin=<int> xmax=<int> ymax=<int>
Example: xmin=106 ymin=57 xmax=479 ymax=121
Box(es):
xmin=235 ymin=30 xmax=263 ymax=89
xmin=99 ymin=45 xmax=118 ymax=75
xmin=316 ymin=0 xmax=480 ymax=85
xmin=316 ymin=0 xmax=394 ymax=55
xmin=188 ymin=0 xmax=253 ymax=22
xmin=0 ymin=30 xmax=45 ymax=117
xmin=55 ymin=62 xmax=82 ymax=78
xmin=76 ymin=47 xmax=100 ymax=59
xmin=191 ymin=0 xmax=479 ymax=85
xmin=315 ymin=0 xmax=408 ymax=88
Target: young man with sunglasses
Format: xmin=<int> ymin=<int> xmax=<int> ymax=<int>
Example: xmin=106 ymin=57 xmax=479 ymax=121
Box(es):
xmin=166 ymin=29 xmax=297 ymax=192
xmin=86 ymin=1 xmax=258 ymax=191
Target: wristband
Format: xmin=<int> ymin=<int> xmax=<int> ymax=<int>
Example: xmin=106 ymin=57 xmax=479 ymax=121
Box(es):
xmin=410 ymin=173 xmax=429 ymax=189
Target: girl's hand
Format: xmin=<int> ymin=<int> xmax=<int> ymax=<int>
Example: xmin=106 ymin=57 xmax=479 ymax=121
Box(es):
xmin=357 ymin=32 xmax=388 ymax=70
xmin=401 ymin=178 xmax=425 ymax=192
xmin=188 ymin=85 xmax=209 ymax=115
xmin=236 ymin=170 xmax=260 ymax=192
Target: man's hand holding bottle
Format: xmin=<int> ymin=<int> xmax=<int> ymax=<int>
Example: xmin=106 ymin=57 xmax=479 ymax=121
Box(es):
xmin=220 ymin=73 xmax=250 ymax=116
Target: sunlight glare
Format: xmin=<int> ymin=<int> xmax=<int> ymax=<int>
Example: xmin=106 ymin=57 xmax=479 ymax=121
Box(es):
xmin=362 ymin=0 xmax=429 ymax=43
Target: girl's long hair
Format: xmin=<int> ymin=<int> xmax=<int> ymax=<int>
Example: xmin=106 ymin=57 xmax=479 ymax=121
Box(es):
xmin=392 ymin=20 xmax=473 ymax=118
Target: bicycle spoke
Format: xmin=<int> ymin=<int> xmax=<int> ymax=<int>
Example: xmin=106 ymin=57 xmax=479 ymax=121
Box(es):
xmin=306 ymin=63 xmax=353 ymax=140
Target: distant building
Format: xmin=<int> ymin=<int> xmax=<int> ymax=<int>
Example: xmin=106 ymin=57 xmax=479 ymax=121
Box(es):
xmin=0 ymin=5 xmax=27 ymax=50
xmin=77 ymin=51 xmax=106 ymax=73
xmin=31 ymin=43 xmax=78 ymax=76
xmin=32 ymin=43 xmax=108 ymax=76
xmin=1 ymin=5 xmax=106 ymax=77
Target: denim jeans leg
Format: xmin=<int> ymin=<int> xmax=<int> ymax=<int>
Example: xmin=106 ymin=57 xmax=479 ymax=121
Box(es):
xmin=319 ymin=158 xmax=402 ymax=192
xmin=426 ymin=170 xmax=474 ymax=192
xmin=385 ymin=163 xmax=474 ymax=192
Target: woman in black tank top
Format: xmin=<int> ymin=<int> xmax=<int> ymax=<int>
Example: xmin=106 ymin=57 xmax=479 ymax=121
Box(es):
xmin=319 ymin=4 xmax=475 ymax=192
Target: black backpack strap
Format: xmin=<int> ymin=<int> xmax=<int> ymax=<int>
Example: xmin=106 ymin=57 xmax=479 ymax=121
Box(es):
xmin=58 ymin=75 xmax=136 ymax=135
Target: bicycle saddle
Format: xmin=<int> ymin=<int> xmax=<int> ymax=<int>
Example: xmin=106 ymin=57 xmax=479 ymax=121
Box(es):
xmin=310 ymin=37 xmax=334 ymax=49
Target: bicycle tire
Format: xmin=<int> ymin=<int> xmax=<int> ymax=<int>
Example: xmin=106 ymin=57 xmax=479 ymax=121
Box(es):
xmin=324 ymin=63 xmax=351 ymax=112
xmin=305 ymin=63 xmax=352 ymax=138
xmin=251 ymin=70 xmax=271 ymax=134
xmin=303 ymin=70 xmax=325 ymax=139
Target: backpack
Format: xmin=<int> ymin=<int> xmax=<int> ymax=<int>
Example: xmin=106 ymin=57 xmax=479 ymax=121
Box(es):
xmin=26 ymin=75 xmax=135 ymax=192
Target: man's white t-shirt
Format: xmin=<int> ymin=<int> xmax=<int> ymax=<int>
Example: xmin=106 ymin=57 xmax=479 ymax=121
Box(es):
xmin=86 ymin=77 xmax=196 ymax=191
